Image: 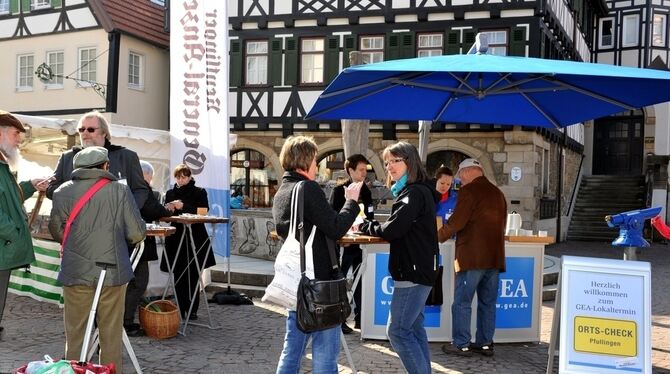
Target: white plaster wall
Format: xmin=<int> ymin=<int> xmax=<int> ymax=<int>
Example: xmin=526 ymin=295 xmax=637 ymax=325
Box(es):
xmin=0 ymin=29 xmax=108 ymax=113
xmin=112 ymin=35 xmax=169 ymax=131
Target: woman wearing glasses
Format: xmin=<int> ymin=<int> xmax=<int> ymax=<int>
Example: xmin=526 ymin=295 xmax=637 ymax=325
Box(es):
xmin=358 ymin=141 xmax=440 ymax=374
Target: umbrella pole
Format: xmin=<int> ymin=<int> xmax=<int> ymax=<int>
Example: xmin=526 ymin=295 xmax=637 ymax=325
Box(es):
xmin=418 ymin=121 xmax=431 ymax=163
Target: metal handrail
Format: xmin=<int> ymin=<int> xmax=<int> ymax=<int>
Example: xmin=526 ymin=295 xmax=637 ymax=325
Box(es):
xmin=566 ymin=154 xmax=586 ymax=219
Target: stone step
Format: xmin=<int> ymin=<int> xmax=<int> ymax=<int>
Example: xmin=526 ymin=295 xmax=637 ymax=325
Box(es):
xmin=210 ymin=269 xmax=273 ymax=287
xmin=205 ymin=281 xmax=267 ymax=299
xmin=542 ymin=284 xmax=558 ymax=302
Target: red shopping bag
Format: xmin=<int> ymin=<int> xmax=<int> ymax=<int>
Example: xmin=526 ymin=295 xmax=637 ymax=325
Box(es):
xmin=70 ymin=361 xmax=116 ymax=374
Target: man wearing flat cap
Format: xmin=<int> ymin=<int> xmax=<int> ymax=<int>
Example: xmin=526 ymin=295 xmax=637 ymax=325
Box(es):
xmin=437 ymin=158 xmax=507 ymax=358
xmin=49 ymin=146 xmax=146 ymax=371
xmin=0 ymin=110 xmax=49 ymax=337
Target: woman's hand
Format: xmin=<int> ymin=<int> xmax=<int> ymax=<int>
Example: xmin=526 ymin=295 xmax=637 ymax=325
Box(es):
xmin=344 ymin=181 xmax=363 ymax=202
xmin=168 ymin=200 xmax=184 ymax=210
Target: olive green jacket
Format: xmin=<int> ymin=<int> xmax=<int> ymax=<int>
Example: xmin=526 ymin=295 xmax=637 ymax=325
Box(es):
xmin=0 ymin=157 xmax=36 ymax=271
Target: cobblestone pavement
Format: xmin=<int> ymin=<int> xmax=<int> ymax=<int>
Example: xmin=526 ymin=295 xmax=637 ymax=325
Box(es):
xmin=1 ymin=240 xmax=669 ymax=373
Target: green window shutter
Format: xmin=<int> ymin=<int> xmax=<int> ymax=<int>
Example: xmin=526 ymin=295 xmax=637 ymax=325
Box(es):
xmin=325 ymin=36 xmax=340 ymax=83
xmin=463 ymin=29 xmax=477 ymax=52
xmin=229 ymin=40 xmax=242 ymax=87
xmin=10 ymin=0 xmax=18 ymax=14
xmin=399 ymin=32 xmax=415 ymax=59
xmin=269 ymin=38 xmax=283 ymax=86
xmin=343 ymin=35 xmax=357 ymax=68
xmin=386 ymin=33 xmax=401 ymax=60
xmin=21 ymin=0 xmax=30 ymax=12
xmin=51 ymin=0 xmax=62 ymax=7
xmin=284 ymin=37 xmax=298 ymax=86
xmin=444 ymin=31 xmax=460 ymax=55
xmin=509 ymin=27 xmax=527 ymax=56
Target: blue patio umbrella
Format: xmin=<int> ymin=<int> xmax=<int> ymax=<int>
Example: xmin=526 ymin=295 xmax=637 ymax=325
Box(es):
xmin=305 ymin=54 xmax=670 ymax=128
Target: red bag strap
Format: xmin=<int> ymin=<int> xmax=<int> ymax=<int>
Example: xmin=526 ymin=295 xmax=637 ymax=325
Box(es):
xmin=60 ymin=178 xmax=111 ymax=257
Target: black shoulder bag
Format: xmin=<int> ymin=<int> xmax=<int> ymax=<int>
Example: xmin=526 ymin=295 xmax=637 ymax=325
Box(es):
xmin=294 ymin=181 xmax=352 ymax=333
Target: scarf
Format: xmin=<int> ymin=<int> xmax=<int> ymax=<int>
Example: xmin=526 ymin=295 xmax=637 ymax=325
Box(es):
xmin=391 ymin=173 xmax=408 ymax=197
xmin=440 ymin=191 xmax=450 ymax=203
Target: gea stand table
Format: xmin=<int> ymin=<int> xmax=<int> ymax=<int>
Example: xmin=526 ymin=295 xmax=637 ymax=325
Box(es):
xmin=353 ymin=235 xmax=553 ymax=343
xmin=160 ymin=215 xmax=228 ymax=335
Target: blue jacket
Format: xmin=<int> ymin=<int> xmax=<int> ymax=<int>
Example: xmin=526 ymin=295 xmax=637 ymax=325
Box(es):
xmin=436 ymin=191 xmax=458 ymax=222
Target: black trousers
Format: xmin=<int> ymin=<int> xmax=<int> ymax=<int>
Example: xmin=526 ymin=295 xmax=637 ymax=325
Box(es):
xmin=341 ymin=245 xmax=362 ymax=322
xmin=124 ymin=261 xmax=149 ymax=325
xmin=174 ymin=260 xmax=201 ymax=319
xmin=0 ymin=270 xmax=10 ymax=326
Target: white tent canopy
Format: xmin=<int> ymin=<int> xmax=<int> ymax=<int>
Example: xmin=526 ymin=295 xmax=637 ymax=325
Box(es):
xmin=15 ymin=113 xmax=171 ymax=193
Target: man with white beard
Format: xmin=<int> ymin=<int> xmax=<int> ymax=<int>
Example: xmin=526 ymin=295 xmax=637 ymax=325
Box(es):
xmin=0 ymin=110 xmax=49 ymax=337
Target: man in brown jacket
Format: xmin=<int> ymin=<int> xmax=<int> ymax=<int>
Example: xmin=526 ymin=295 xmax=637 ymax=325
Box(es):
xmin=437 ymin=158 xmax=506 ymax=357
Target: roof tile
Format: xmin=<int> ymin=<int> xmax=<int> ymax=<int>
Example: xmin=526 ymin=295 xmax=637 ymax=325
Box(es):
xmin=97 ymin=0 xmax=169 ymax=48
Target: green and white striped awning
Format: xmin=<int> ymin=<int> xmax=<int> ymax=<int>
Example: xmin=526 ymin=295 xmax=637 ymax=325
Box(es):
xmin=9 ymin=239 xmax=63 ymax=306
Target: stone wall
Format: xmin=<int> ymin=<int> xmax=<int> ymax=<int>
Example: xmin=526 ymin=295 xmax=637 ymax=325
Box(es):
xmin=232 ymin=128 xmax=584 ymax=239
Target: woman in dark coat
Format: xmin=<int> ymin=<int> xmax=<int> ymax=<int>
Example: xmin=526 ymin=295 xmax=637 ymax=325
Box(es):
xmin=162 ymin=164 xmax=215 ymax=320
xmin=272 ymin=135 xmax=362 ymax=374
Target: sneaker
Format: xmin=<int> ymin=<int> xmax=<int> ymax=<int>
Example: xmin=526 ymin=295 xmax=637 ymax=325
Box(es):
xmin=442 ymin=343 xmax=473 ymax=357
xmin=471 ymin=343 xmax=494 ymax=357
xmin=341 ymin=323 xmax=354 ymax=334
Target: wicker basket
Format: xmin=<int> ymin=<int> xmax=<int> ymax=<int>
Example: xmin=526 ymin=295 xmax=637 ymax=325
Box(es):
xmin=139 ymin=300 xmax=180 ymax=339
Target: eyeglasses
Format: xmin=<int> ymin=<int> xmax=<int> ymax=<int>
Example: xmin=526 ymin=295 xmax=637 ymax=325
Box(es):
xmin=384 ymin=158 xmax=406 ymax=167
xmin=78 ymin=127 xmax=99 ymax=133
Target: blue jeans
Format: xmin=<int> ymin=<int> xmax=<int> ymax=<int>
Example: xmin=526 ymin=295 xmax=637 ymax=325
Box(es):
xmin=386 ymin=284 xmax=433 ymax=374
xmin=276 ymin=311 xmax=340 ymax=374
xmin=452 ymin=269 xmax=500 ymax=348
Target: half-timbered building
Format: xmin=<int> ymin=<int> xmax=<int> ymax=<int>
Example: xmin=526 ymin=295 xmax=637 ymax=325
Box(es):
xmin=227 ymin=0 xmax=610 ymax=243
xmin=0 ymin=0 xmax=169 ymax=130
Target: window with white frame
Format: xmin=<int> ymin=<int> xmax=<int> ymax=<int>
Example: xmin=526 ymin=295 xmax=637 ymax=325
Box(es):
xmin=245 ymin=40 xmax=268 ymax=85
xmin=480 ymin=30 xmax=507 ymax=56
xmin=31 ymin=0 xmax=50 ymax=10
xmin=128 ymin=52 xmax=144 ymax=89
xmin=599 ymin=18 xmax=614 ymax=48
xmin=0 ymin=0 xmax=9 ymax=13
xmin=417 ymin=33 xmax=443 ymax=57
xmin=17 ymin=54 xmax=34 ymax=91
xmin=360 ymin=36 xmax=384 ymax=64
xmin=300 ymin=38 xmax=324 ymax=84
xmin=653 ymin=14 xmax=667 ymax=47
xmin=46 ymin=51 xmax=64 ymax=87
xmin=622 ymin=14 xmax=639 ymax=47
xmin=78 ymin=47 xmax=97 ymax=86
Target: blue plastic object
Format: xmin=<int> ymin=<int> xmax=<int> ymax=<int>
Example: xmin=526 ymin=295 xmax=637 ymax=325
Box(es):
xmin=605 ymin=206 xmax=662 ymax=248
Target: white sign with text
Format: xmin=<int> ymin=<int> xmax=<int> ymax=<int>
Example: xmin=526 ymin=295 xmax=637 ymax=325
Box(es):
xmin=559 ymin=256 xmax=651 ymax=373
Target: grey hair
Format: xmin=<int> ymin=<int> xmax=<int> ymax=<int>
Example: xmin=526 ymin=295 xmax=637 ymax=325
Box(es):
xmin=139 ymin=160 xmax=154 ymax=177
xmin=78 ymin=110 xmax=111 ymax=141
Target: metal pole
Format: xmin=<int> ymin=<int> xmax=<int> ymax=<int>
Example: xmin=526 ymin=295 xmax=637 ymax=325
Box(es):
xmin=623 ymin=246 xmax=637 ymax=261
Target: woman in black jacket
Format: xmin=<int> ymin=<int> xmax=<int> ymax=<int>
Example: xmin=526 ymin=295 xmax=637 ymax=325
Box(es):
xmin=163 ymin=164 xmax=215 ymax=320
xmin=359 ymin=141 xmax=439 ymax=374
xmin=272 ymin=135 xmax=362 ymax=374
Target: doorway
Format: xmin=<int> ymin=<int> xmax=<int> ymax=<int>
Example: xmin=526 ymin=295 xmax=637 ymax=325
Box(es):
xmin=592 ymin=111 xmax=644 ymax=175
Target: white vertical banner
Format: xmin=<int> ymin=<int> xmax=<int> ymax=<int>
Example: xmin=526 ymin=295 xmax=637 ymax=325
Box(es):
xmin=170 ymin=0 xmax=229 ymax=257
